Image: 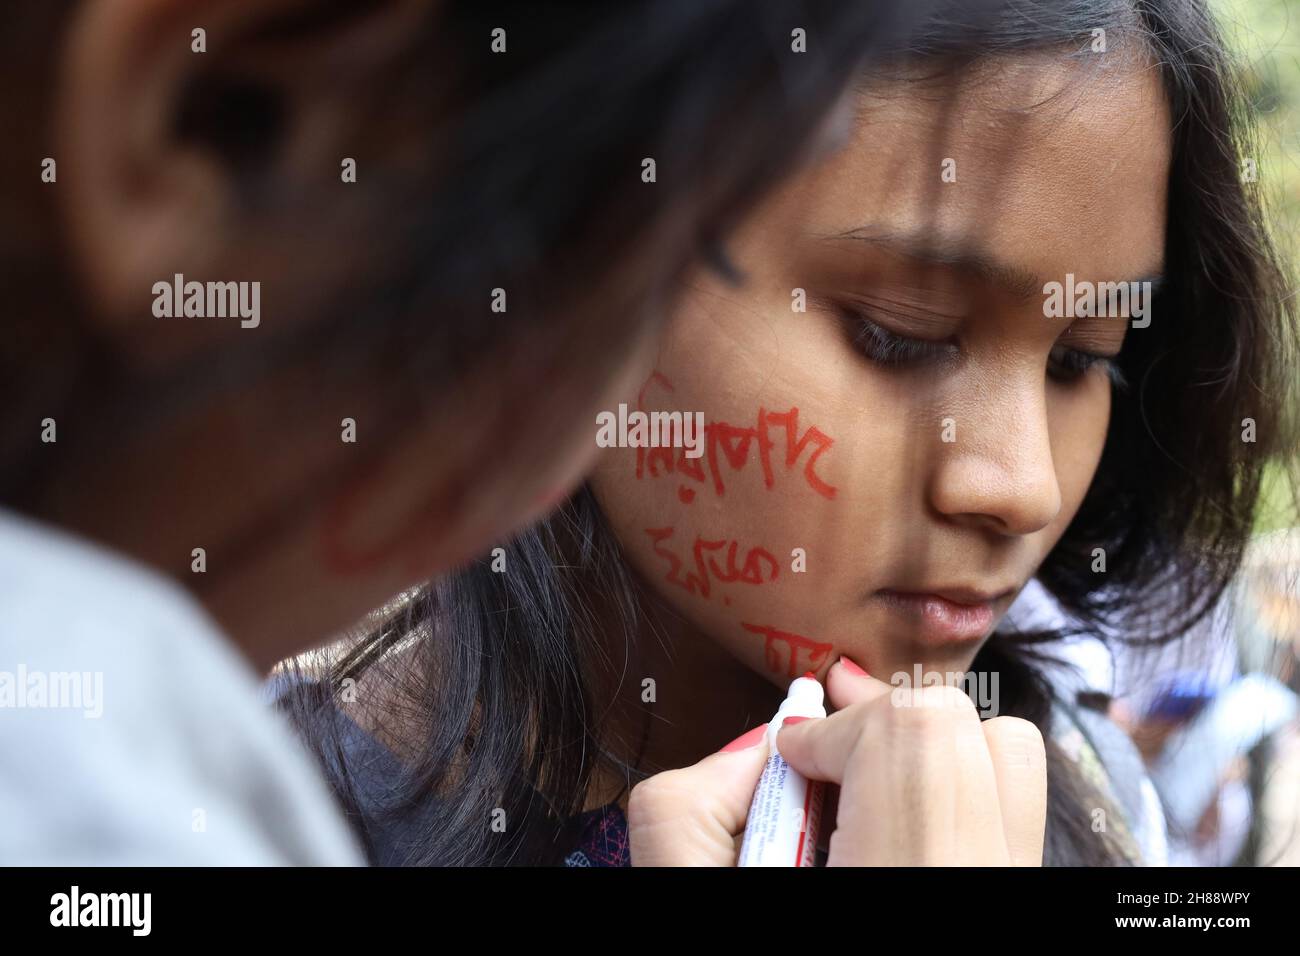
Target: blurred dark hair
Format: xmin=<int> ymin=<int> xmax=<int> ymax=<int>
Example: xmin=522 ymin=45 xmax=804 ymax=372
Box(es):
xmin=286 ymin=0 xmax=1299 ymax=867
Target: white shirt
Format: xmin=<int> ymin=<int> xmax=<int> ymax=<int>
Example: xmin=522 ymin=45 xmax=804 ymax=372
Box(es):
xmin=1003 ymin=578 xmax=1170 ymax=865
xmin=0 ymin=509 xmax=363 ymax=865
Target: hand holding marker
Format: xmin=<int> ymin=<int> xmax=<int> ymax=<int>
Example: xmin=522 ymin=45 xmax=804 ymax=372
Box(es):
xmin=627 ymin=656 xmax=1049 ymax=866
xmin=737 ymin=672 xmax=826 ymax=867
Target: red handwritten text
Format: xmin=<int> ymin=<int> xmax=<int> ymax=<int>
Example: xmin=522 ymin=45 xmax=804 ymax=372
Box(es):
xmin=633 ymin=373 xmax=836 ymax=504
xmin=646 ymin=527 xmax=779 ymax=600
xmin=744 ymin=622 xmax=834 ymax=678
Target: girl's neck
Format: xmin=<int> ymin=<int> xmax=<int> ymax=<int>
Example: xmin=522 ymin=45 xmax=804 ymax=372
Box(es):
xmin=583 ymin=593 xmax=787 ymax=813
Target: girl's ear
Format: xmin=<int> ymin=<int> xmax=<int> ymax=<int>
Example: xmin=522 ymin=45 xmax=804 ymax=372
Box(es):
xmin=53 ymin=0 xmax=431 ymax=366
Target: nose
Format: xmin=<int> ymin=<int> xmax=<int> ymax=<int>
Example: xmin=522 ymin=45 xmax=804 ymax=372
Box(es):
xmin=926 ymin=379 xmax=1063 ymax=537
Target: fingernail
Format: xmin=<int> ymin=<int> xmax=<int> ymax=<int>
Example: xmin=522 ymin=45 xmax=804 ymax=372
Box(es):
xmin=720 ymin=723 xmax=769 ymax=752
xmin=779 ymin=716 xmax=813 ymax=730
xmin=837 ymin=655 xmax=869 ymax=678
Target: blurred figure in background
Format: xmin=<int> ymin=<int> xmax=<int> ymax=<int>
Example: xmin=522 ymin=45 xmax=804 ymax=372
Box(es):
xmin=1014 ymin=527 xmax=1300 ymax=866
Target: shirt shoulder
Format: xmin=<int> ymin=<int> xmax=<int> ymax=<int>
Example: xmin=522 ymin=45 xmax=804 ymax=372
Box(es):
xmin=0 ymin=509 xmax=363 ymax=865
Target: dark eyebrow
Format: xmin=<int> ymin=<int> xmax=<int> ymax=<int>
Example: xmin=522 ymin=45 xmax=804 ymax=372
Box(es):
xmin=826 ymin=225 xmax=1165 ymax=304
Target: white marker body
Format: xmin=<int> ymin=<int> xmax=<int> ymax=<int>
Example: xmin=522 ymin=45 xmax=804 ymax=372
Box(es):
xmin=737 ymin=675 xmax=826 ymax=867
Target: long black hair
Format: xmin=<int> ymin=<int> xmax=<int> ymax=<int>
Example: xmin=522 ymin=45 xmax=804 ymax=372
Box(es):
xmin=286 ymin=0 xmax=1300 ymax=866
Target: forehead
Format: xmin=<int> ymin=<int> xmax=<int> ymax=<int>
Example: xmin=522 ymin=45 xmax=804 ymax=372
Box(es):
xmin=749 ymin=48 xmax=1171 ymax=284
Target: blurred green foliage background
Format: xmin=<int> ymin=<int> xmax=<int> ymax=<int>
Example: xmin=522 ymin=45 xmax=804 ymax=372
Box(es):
xmin=1217 ymin=0 xmax=1300 ymax=531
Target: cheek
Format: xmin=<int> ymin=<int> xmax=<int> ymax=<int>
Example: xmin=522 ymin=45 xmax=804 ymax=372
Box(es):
xmin=586 ymin=332 xmax=898 ymax=685
xmin=1047 ymin=380 xmax=1113 ymax=528
xmin=590 ymin=445 xmax=844 ymax=685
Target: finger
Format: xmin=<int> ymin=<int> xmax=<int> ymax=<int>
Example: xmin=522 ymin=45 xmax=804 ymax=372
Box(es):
xmin=627 ymin=723 xmax=771 ymax=866
xmin=825 ymin=654 xmax=895 ymax=712
xmin=942 ymin=690 xmax=1010 ymax=864
xmin=821 ymin=687 xmax=964 ymax=864
xmin=982 ymin=716 xmax=1047 ymax=866
xmin=774 ymin=698 xmax=870 ymax=785
xmin=778 ymin=658 xmax=913 ymax=783
xmin=778 ymin=684 xmax=996 ymax=864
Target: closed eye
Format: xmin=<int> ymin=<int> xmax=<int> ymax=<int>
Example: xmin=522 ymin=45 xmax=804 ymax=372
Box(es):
xmin=845 ymin=308 xmax=957 ymax=366
xmin=844 ymin=308 xmax=1128 ymax=390
xmin=1048 ymin=342 xmax=1128 ymax=389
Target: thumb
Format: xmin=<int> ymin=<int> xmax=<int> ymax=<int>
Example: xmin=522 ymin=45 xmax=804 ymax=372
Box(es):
xmin=628 ymin=723 xmax=770 ymax=866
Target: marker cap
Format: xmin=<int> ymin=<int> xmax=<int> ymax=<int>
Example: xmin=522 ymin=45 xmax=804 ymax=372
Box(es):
xmin=766 ymin=674 xmax=827 ymax=757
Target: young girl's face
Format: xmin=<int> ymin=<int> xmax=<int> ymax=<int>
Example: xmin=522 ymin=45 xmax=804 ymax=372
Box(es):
xmin=589 ymin=52 xmax=1171 ymax=684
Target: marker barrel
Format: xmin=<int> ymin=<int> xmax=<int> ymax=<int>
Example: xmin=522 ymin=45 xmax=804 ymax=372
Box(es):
xmin=737 ymin=674 xmax=826 ymax=867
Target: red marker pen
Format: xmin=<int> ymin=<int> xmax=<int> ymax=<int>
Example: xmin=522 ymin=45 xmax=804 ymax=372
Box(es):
xmin=737 ymin=672 xmax=826 ymax=867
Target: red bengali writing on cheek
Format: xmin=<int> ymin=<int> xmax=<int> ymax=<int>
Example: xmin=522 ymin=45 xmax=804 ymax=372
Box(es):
xmin=634 ymin=373 xmax=837 ymax=504
xmin=646 ymin=527 xmax=779 ymax=601
xmin=744 ymin=622 xmax=834 ymax=678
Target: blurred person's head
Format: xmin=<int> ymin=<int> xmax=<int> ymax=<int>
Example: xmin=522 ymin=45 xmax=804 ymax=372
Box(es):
xmin=0 ymin=1 xmax=947 ymax=667
xmin=305 ymin=0 xmax=1300 ymax=866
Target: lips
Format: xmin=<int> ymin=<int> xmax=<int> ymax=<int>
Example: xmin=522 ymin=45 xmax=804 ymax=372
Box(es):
xmin=873 ymin=586 xmax=1013 ymax=643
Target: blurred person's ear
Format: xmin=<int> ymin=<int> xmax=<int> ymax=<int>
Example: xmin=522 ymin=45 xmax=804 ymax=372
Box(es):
xmin=54 ymin=0 xmax=428 ymax=366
